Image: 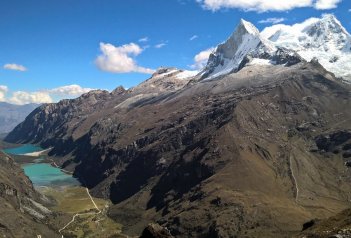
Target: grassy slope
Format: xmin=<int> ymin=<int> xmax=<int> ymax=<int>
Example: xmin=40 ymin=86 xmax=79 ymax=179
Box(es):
xmin=41 ymin=186 xmax=125 ymax=238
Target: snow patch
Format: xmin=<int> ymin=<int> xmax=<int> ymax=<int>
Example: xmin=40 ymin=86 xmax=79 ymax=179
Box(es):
xmin=247 ymin=58 xmax=273 ymax=66
xmin=176 ymin=70 xmax=198 ymax=80
xmin=153 ymin=69 xmax=179 ymax=79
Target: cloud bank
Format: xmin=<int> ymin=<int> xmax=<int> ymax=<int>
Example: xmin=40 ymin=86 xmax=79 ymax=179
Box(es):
xmin=8 ymin=91 xmax=53 ymax=105
xmin=196 ymin=0 xmax=342 ymax=12
xmin=1 ymin=84 xmax=94 ymax=105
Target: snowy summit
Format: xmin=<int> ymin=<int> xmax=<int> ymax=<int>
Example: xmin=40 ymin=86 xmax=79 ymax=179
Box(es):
xmin=196 ymin=15 xmax=351 ymax=83
xmin=262 ymin=14 xmax=351 ymax=81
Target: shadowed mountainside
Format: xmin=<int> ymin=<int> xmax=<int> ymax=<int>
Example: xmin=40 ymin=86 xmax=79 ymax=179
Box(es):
xmin=6 ymin=59 xmax=351 ymax=237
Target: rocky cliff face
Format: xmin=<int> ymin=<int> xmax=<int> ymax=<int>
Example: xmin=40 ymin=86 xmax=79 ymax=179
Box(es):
xmin=5 ymin=18 xmax=351 ymax=237
xmin=0 ymin=151 xmax=58 ymax=237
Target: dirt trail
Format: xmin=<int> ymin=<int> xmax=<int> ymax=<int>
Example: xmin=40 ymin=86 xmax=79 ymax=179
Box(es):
xmin=58 ymin=187 xmax=101 ymax=236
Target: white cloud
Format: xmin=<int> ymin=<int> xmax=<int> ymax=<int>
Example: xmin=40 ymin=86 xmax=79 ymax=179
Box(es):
xmin=190 ymin=47 xmax=215 ymax=70
xmin=0 ymin=85 xmax=8 ymax=102
xmin=349 ymin=9 xmax=351 ymax=12
xmin=95 ymin=42 xmax=154 ymax=74
xmin=314 ymin=0 xmax=341 ymax=9
xmin=259 ymin=17 xmax=286 ymax=24
xmin=139 ymin=37 xmax=149 ymax=42
xmin=8 ymin=91 xmax=53 ymax=105
xmin=4 ymin=85 xmax=94 ymax=105
xmin=46 ymin=84 xmax=93 ymax=96
xmin=190 ymin=35 xmax=199 ymax=41
xmin=155 ymin=43 xmax=167 ymax=49
xmin=197 ymin=0 xmax=342 ymax=12
xmin=3 ymin=63 xmax=27 ymax=72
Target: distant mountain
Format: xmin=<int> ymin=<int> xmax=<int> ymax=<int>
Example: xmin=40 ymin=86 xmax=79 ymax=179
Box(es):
xmin=261 ymin=14 xmax=351 ymax=82
xmin=5 ymin=17 xmax=351 ymax=237
xmin=0 ymin=102 xmax=39 ymax=134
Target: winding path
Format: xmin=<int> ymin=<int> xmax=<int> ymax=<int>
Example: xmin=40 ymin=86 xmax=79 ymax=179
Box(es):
xmin=86 ymin=188 xmax=101 ymax=212
xmin=58 ymin=187 xmax=101 ymax=236
xmin=49 ymin=159 xmax=102 ymax=236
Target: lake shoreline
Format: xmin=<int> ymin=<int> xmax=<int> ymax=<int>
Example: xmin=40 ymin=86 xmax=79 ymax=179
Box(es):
xmin=22 ymin=147 xmax=52 ymax=157
xmin=2 ymin=144 xmax=80 ymax=187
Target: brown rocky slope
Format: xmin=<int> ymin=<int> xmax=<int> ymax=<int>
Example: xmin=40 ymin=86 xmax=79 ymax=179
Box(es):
xmin=0 ymin=150 xmax=59 ymax=237
xmin=5 ymin=59 xmax=351 ymax=237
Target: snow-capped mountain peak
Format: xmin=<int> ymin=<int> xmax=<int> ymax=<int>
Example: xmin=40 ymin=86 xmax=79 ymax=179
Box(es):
xmin=199 ymin=19 xmax=276 ymax=80
xmin=215 ymin=18 xmax=264 ymax=60
xmin=239 ymin=18 xmax=260 ymax=35
xmin=261 ymin=14 xmax=351 ymax=82
xmin=304 ymin=14 xmax=349 ymax=39
xmin=198 ymin=19 xmax=302 ymax=80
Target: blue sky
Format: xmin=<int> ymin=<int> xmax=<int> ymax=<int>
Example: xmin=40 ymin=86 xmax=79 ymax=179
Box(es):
xmin=0 ymin=0 xmax=350 ymax=104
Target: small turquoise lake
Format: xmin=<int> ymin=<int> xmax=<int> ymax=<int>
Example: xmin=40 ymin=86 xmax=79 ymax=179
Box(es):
xmin=3 ymin=144 xmax=42 ymax=155
xmin=23 ymin=163 xmax=80 ymax=187
xmin=3 ymin=144 xmax=80 ymax=187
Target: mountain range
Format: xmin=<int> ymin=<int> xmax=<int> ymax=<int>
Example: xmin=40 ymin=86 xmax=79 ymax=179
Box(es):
xmin=4 ymin=15 xmax=351 ymax=237
xmin=198 ymin=14 xmax=351 ymax=82
xmin=0 ymin=102 xmax=39 ymax=134
xmin=262 ymin=14 xmax=351 ymax=82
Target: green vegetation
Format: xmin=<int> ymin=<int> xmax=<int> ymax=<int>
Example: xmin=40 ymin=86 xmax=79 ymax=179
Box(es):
xmin=61 ymin=213 xmax=125 ymax=238
xmin=40 ymin=186 xmax=105 ymax=213
xmin=40 ymin=186 xmax=125 ymax=238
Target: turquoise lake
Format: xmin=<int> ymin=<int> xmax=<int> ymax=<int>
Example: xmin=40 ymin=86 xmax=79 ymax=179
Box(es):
xmin=3 ymin=144 xmax=80 ymax=187
xmin=3 ymin=144 xmax=42 ymax=155
xmin=23 ymin=163 xmax=80 ymax=187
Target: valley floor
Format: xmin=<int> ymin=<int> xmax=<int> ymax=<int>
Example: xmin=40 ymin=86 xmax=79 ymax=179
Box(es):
xmin=0 ymin=140 xmax=127 ymax=238
xmin=40 ymin=186 xmax=125 ymax=238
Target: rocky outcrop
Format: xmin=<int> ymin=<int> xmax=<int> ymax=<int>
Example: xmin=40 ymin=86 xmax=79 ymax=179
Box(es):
xmin=297 ymin=209 xmax=351 ymax=238
xmin=313 ymin=130 xmax=351 ymax=159
xmin=140 ymin=223 xmax=173 ymax=238
xmin=0 ymin=151 xmax=58 ymax=237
